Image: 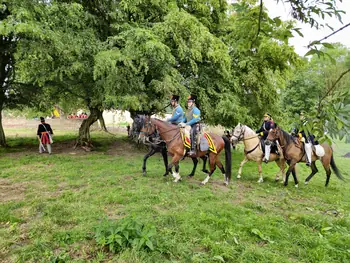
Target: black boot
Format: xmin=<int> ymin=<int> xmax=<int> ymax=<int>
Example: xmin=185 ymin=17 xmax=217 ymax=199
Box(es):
xmin=188 ymin=134 xmax=197 ymax=157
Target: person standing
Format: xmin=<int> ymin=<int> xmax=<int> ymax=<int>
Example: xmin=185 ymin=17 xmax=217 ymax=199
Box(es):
xmin=37 ymin=117 xmax=54 ymax=154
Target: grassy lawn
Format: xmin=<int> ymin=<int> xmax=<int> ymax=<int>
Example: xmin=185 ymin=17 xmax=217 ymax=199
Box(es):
xmin=1 ymin=130 xmax=349 ymax=263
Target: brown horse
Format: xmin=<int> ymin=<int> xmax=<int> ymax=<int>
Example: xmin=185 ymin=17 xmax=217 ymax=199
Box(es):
xmin=266 ymin=125 xmax=344 ymax=187
xmin=139 ymin=117 xmax=232 ymax=185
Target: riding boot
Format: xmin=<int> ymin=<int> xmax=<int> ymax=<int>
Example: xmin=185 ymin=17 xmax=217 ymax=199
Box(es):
xmin=263 ymin=144 xmax=271 ymax=163
xmin=188 ymin=133 xmax=197 ymax=157
xmin=305 ymin=143 xmax=312 ymax=166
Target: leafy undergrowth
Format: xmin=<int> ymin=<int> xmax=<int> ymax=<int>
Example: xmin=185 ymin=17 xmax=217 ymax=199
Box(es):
xmin=1 ymin=131 xmax=349 ymax=262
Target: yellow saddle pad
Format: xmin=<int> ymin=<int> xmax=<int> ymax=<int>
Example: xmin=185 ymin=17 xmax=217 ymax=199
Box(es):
xmin=180 ymin=130 xmax=217 ymax=154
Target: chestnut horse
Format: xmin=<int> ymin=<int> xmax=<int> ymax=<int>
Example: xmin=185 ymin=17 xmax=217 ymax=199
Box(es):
xmin=139 ymin=117 xmax=232 ymax=185
xmin=266 ymin=125 xmax=344 ymax=187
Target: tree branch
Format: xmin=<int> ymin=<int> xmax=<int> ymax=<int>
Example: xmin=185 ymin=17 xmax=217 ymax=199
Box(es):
xmin=317 ymin=68 xmax=350 ymax=112
xmin=251 ymin=0 xmax=264 ymax=49
xmin=307 ymin=23 xmax=350 ymax=48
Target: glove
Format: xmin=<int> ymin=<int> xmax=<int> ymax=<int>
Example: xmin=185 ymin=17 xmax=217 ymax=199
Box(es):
xmin=260 ymin=132 xmax=264 ymax=136
xmin=178 ymin=122 xmax=186 ymax=128
xmin=298 ymin=133 xmax=302 ymax=139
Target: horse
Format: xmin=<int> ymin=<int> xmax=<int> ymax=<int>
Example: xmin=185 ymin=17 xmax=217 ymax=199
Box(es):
xmin=230 ymin=123 xmax=286 ymax=183
xmin=266 ymin=125 xmax=344 ymax=187
xmin=139 ymin=116 xmax=232 ymax=185
xmin=133 ymin=115 xmax=208 ymax=177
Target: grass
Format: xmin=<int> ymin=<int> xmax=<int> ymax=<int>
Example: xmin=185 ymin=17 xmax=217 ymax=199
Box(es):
xmin=0 ymin=129 xmax=350 ymax=263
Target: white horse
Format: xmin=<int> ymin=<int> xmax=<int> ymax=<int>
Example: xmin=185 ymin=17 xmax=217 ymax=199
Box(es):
xmin=230 ymin=123 xmax=286 ymax=183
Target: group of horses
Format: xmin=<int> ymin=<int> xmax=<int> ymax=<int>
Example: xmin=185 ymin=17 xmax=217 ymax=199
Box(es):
xmin=132 ymin=115 xmax=343 ymax=187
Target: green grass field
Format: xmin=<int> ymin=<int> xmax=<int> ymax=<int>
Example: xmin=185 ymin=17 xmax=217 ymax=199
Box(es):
xmin=1 ymin=130 xmax=349 ymax=263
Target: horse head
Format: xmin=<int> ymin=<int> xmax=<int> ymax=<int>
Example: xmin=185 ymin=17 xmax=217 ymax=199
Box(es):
xmin=266 ymin=124 xmax=281 ymax=144
xmin=230 ymin=123 xmax=245 ymax=146
xmin=138 ymin=115 xmax=156 ymax=143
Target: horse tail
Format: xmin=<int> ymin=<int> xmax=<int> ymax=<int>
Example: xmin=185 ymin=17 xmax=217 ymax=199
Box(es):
xmin=222 ymin=136 xmax=232 ymax=182
xmin=330 ymin=153 xmax=344 ymax=181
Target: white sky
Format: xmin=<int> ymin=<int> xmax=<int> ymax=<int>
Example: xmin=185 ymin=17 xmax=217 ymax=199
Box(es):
xmin=264 ymin=0 xmax=350 ymax=55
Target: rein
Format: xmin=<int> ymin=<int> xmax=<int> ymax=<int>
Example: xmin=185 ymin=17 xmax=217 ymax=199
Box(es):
xmin=244 ymin=143 xmax=260 ymax=155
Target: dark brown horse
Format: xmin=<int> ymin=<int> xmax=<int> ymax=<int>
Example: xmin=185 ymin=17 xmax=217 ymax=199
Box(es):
xmin=266 ymin=125 xmax=344 ymax=187
xmin=139 ymin=117 xmax=232 ymax=185
xmin=133 ymin=114 xmax=208 ymax=177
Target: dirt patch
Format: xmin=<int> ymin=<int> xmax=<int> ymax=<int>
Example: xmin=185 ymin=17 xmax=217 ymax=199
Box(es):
xmin=0 ymin=178 xmax=26 ymax=202
xmin=343 ymin=152 xmax=350 ymax=158
xmin=106 ymin=139 xmax=142 ymax=157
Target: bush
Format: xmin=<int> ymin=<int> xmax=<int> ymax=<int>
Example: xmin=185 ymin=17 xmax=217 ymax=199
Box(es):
xmin=94 ymin=217 xmax=156 ymax=253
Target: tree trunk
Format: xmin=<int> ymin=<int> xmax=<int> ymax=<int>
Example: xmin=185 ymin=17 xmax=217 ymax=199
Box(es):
xmin=0 ymin=103 xmax=6 ymax=147
xmin=98 ymin=110 xmax=107 ymax=132
xmin=76 ymin=106 xmax=103 ymax=150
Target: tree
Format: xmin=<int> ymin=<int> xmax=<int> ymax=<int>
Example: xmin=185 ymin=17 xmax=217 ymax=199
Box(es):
xmin=282 ymin=44 xmax=350 ymax=143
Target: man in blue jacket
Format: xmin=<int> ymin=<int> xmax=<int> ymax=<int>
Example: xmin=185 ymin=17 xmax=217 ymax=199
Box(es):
xmin=167 ymin=95 xmax=184 ymax=124
xmin=178 ymin=95 xmax=201 ymax=156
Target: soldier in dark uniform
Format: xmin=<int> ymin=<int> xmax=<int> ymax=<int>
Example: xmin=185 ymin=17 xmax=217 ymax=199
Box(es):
xmin=256 ymin=113 xmax=276 ymax=163
xmin=178 ymin=95 xmax=201 ymax=157
xmin=37 ymin=117 xmax=54 ymax=154
xmin=291 ymin=112 xmax=318 ymax=166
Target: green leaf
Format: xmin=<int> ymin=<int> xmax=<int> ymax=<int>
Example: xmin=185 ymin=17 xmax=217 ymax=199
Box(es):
xmin=304 ymin=49 xmax=318 ymax=57
xmin=213 ymin=255 xmax=225 ymax=262
xmin=322 ymin=43 xmax=334 ymax=49
xmin=145 ymin=240 xmax=154 ymax=250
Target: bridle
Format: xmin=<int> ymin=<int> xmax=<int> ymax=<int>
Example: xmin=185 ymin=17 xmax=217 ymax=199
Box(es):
xmin=231 ymin=125 xmax=258 ymax=142
xmin=140 ymin=118 xmax=180 ymax=144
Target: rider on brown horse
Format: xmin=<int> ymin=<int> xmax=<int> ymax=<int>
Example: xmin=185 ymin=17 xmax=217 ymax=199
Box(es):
xmin=178 ymin=95 xmax=201 ymax=157
xmin=291 ymin=112 xmax=319 ymax=166
xmin=167 ymin=95 xmax=185 ymax=125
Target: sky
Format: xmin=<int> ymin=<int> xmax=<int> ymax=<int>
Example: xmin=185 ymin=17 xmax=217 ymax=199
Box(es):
xmin=263 ymin=0 xmax=350 ymax=55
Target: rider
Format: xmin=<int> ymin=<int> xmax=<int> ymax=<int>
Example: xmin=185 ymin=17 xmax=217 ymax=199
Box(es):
xmin=291 ymin=112 xmax=318 ymax=166
xmin=178 ymin=95 xmax=201 ymax=156
xmin=167 ymin=95 xmax=184 ymax=125
xmin=256 ymin=113 xmax=275 ymax=163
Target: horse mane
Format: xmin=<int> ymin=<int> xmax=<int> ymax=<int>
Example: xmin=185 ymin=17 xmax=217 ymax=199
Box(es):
xmin=280 ymin=128 xmax=297 ymax=145
xmin=153 ymin=118 xmax=177 ymax=127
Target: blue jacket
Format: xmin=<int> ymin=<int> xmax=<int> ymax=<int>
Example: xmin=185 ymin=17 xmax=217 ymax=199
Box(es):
xmin=168 ymin=105 xmax=184 ymax=124
xmin=184 ymin=106 xmax=201 ymax=127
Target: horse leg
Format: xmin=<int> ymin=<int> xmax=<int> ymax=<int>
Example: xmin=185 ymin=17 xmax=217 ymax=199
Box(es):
xmin=319 ymin=157 xmax=332 ymax=187
xmin=284 ymin=161 xmax=297 ymax=187
xmin=161 ymin=145 xmax=170 ymax=177
xmin=201 ymin=153 xmax=216 ymax=185
xmin=291 ymin=167 xmax=299 ymax=188
xmin=201 ymin=155 xmax=209 ymax=173
xmin=168 ymin=155 xmax=182 ymax=183
xmin=214 ymin=156 xmax=227 ymax=185
xmin=188 ymin=157 xmax=198 ymax=177
xmin=257 ymin=162 xmax=263 ymax=183
xmin=142 ymin=147 xmax=157 ymax=176
xmin=274 ymin=159 xmax=283 ymax=182
xmin=237 ymin=156 xmax=249 ymax=179
xmin=305 ymin=161 xmax=318 ymax=185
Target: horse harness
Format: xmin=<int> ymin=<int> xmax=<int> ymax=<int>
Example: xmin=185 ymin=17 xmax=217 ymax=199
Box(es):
xmin=141 ymin=119 xmax=180 ymax=145
xmin=231 ymin=125 xmax=260 ymax=154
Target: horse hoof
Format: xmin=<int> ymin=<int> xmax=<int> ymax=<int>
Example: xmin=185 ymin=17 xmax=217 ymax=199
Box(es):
xmin=224 ymin=181 xmax=229 ymax=186
xmin=187 ymin=174 xmax=194 ymax=177
xmin=257 ymin=179 xmax=263 ymax=183
xmin=202 ymin=169 xmax=209 ymax=174
xmin=200 ymin=181 xmax=206 ymax=185
xmin=163 ymin=173 xmax=168 ymax=177
xmin=237 ymin=175 xmax=241 ymax=179
xmin=275 ymin=178 xmax=280 ymax=182
xmin=142 ymin=172 xmax=146 ymax=176
xmin=304 ymin=181 xmax=308 ymax=185
xmin=295 ymin=184 xmax=299 ymax=188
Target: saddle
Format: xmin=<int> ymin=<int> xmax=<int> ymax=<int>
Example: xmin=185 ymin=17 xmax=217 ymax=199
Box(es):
xmin=260 ymin=138 xmax=279 ymax=155
xmin=180 ymin=126 xmax=217 ymax=153
xmin=294 ymin=137 xmax=325 ymax=157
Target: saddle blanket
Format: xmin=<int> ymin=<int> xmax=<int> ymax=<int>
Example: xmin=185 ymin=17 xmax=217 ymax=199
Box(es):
xmin=180 ymin=131 xmax=217 ymax=154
